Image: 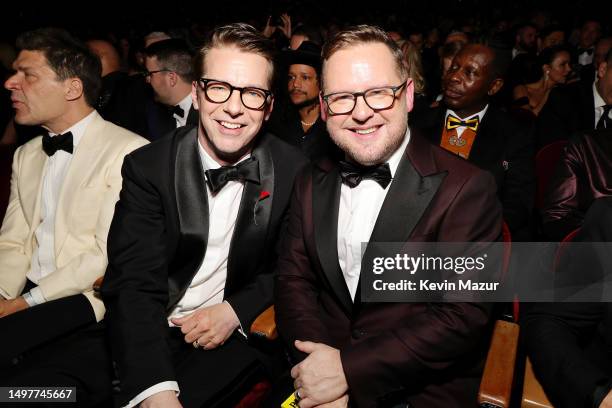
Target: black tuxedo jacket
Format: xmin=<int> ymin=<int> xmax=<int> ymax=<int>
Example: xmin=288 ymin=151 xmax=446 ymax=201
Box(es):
xmin=412 ymin=105 xmax=535 ymax=239
xmin=101 ymin=126 xmax=307 ymax=404
xmin=537 ymin=80 xmax=596 ymax=147
xmin=146 ymin=101 xmax=199 ymax=141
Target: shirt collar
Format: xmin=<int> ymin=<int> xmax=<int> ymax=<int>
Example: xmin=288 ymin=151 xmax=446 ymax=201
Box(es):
xmin=197 ymin=139 xmax=251 ymax=173
xmin=47 ymin=110 xmax=97 ymax=149
xmin=176 ymin=93 xmax=193 ymax=118
xmin=446 ymin=104 xmax=488 ymax=123
xmin=387 ymin=127 xmax=411 ymax=177
xmin=593 ymin=80 xmax=606 ymax=109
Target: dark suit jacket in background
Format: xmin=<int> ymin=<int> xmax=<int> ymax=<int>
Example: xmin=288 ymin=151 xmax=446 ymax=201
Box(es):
xmin=525 ymin=197 xmax=612 ymax=408
xmin=537 ymin=79 xmax=596 ymax=147
xmin=101 ymin=126 xmax=307 ymax=405
xmin=96 ymin=71 xmax=151 ymax=138
xmin=146 ymin=101 xmax=199 ymax=141
xmin=275 ymin=129 xmax=503 ymax=408
xmin=412 ymin=105 xmax=535 ymax=240
xmin=542 ymin=129 xmax=612 ymax=241
xmin=267 ymin=107 xmax=342 ymax=161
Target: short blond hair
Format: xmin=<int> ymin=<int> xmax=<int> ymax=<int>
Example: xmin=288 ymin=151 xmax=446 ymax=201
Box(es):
xmin=321 ymin=25 xmax=408 ymax=91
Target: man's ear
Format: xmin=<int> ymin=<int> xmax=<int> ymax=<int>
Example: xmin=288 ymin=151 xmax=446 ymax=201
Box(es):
xmin=191 ymin=81 xmax=199 ymax=110
xmin=168 ymin=71 xmax=178 ymax=87
xmin=319 ymin=92 xmax=327 ymax=122
xmin=488 ymin=78 xmax=504 ymax=96
xmin=65 ymin=78 xmax=84 ymax=101
xmin=264 ymin=96 xmax=274 ymax=121
xmin=404 ymin=79 xmax=415 ymax=113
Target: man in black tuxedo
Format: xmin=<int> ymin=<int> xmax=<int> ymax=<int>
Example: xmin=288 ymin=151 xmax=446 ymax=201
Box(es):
xmin=412 ymin=44 xmax=535 ymax=240
xmin=144 ymin=39 xmax=198 ymax=141
xmin=101 ymin=23 xmax=307 ymax=408
xmin=537 ymin=48 xmax=612 ymax=146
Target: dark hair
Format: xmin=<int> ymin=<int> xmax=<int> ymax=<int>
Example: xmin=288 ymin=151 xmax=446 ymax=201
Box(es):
xmin=606 ymin=48 xmax=612 ymax=65
xmin=515 ymin=22 xmax=537 ymax=36
xmin=292 ymin=25 xmax=324 ymax=46
xmin=321 ymin=25 xmax=407 ymax=91
xmin=194 ymin=23 xmax=276 ymax=88
xmin=441 ymin=41 xmax=465 ymax=60
xmin=537 ymin=45 xmax=570 ymax=70
xmin=144 ymin=38 xmax=194 ymax=82
xmin=16 ymin=27 xmax=102 ymax=107
xmin=539 ymin=25 xmax=565 ymax=41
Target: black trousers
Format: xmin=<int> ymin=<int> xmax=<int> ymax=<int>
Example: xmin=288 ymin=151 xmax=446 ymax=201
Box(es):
xmin=0 ymin=293 xmax=112 ymax=408
xmin=164 ymin=327 xmax=267 ymax=408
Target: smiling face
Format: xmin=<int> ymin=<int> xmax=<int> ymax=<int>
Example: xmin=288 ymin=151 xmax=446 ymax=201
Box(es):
xmin=192 ymin=46 xmax=273 ymax=165
xmin=4 ymin=50 xmax=70 ymax=130
xmin=443 ymin=44 xmax=502 ymax=118
xmin=321 ymin=42 xmax=413 ymax=166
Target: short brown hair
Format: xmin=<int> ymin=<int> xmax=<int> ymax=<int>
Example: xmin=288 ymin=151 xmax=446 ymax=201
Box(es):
xmin=321 ymin=25 xmax=408 ymax=91
xmin=194 ymin=23 xmax=276 ymax=88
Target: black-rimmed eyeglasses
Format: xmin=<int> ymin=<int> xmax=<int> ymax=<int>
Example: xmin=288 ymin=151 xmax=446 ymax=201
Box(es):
xmin=322 ymin=81 xmax=409 ymax=115
xmin=142 ymin=69 xmax=172 ymax=78
xmin=197 ymin=78 xmax=272 ymax=110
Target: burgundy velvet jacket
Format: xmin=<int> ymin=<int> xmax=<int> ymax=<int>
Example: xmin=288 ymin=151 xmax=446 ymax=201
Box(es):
xmin=542 ymin=129 xmax=612 ymax=241
xmin=275 ymin=129 xmax=503 ymax=408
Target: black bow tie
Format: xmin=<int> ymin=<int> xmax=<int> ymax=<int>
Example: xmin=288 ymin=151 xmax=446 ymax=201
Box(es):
xmin=578 ymin=47 xmax=594 ymax=56
xmin=205 ymin=157 xmax=260 ymax=193
xmin=42 ymin=132 xmax=73 ymax=156
xmin=170 ymin=105 xmax=185 ymax=118
xmin=339 ymin=160 xmax=392 ymax=189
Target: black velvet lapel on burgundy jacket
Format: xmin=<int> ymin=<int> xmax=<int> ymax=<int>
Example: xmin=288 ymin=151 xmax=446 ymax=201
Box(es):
xmin=275 ymin=129 xmax=503 ymax=408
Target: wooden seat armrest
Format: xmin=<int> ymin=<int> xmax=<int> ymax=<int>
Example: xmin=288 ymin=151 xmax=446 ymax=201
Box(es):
xmin=521 ymin=357 xmax=553 ymax=408
xmin=250 ymin=305 xmax=277 ymax=340
xmin=478 ymin=319 xmax=520 ymax=408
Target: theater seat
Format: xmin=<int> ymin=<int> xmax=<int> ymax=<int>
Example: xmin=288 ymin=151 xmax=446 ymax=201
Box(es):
xmin=478 ymin=222 xmax=520 ymax=408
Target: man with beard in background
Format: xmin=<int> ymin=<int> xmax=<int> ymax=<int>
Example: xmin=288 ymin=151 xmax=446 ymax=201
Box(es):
xmin=268 ymin=41 xmax=341 ymax=161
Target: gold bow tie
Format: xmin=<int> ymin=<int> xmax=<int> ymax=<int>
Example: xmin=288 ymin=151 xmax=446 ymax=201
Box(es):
xmin=446 ymin=115 xmax=480 ymax=131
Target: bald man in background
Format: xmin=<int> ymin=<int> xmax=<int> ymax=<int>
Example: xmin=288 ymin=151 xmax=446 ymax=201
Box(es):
xmin=88 ymin=39 xmax=151 ymax=138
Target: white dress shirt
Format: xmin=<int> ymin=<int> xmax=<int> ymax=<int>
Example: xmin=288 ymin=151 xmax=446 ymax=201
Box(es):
xmin=23 ymin=110 xmax=97 ymax=307
xmin=578 ymin=48 xmax=594 ymax=66
xmin=445 ymin=105 xmax=488 ymax=138
xmin=174 ymin=94 xmax=193 ymax=128
xmin=125 ymin=142 xmax=249 ymax=408
xmin=337 ymin=129 xmax=410 ymax=300
xmin=593 ymin=80 xmax=608 ymax=128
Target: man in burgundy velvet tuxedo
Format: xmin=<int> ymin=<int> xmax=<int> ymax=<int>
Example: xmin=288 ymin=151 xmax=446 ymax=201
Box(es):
xmin=275 ymin=25 xmax=503 ymax=408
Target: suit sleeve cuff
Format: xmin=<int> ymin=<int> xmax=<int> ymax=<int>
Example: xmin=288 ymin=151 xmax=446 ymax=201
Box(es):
xmin=224 ymin=300 xmax=247 ymax=339
xmin=23 ymin=286 xmax=46 ymax=306
xmin=122 ymin=381 xmax=180 ymax=408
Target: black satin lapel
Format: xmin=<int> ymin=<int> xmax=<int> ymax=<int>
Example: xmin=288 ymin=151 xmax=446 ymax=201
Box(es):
xmin=187 ymin=106 xmax=199 ymax=127
xmin=226 ymin=143 xmax=274 ymax=292
xmin=313 ymin=166 xmax=353 ymax=315
xmin=168 ymin=128 xmax=209 ymax=309
xmin=356 ymin=154 xmax=447 ymax=308
xmin=468 ymin=111 xmax=496 ymax=166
